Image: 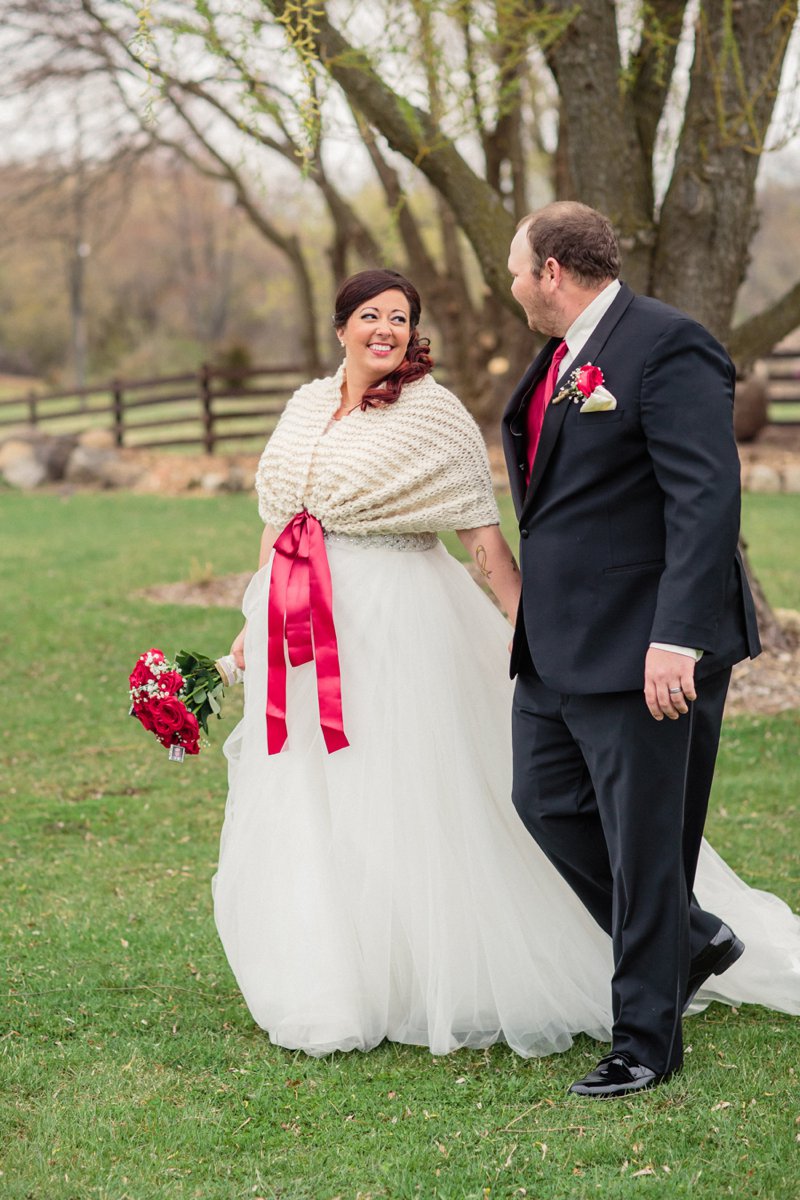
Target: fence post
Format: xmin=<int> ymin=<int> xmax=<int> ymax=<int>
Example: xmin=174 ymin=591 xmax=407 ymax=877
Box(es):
xmin=27 ymin=390 xmax=37 ymax=427
xmin=199 ymin=362 xmax=214 ymax=454
xmin=112 ymin=380 xmax=124 ymax=447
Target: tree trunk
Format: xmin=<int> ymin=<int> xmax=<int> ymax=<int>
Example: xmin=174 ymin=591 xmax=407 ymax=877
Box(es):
xmin=536 ymin=0 xmax=655 ymax=293
xmin=729 ymin=281 xmax=800 ymax=372
xmin=739 ymin=540 xmax=790 ymax=655
xmin=68 ymin=238 xmax=88 ymax=392
xmin=653 ymin=1 xmax=797 ymax=338
xmin=283 ymin=233 xmax=324 ymax=375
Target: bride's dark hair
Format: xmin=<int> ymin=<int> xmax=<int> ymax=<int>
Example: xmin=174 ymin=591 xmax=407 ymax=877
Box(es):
xmin=332 ymin=268 xmax=433 ymax=408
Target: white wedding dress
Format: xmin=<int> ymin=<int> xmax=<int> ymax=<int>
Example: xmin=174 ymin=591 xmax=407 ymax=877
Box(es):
xmin=213 ymin=535 xmax=800 ymax=1057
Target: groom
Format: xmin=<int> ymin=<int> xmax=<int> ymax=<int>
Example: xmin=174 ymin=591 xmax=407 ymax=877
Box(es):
xmin=502 ymin=202 xmax=761 ymax=1098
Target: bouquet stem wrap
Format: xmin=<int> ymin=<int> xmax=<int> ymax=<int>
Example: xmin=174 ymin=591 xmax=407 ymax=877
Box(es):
xmin=214 ymin=655 xmax=244 ymax=688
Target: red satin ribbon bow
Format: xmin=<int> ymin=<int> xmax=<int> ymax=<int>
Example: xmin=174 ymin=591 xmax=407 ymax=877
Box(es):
xmin=266 ymin=511 xmax=349 ymax=755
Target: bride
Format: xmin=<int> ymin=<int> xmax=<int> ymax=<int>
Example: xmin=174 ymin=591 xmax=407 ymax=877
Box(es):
xmin=212 ymin=268 xmax=800 ymax=1058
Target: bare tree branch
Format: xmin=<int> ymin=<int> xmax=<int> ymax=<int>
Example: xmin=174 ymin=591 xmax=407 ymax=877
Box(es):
xmin=76 ymin=0 xmax=385 ymax=305
xmin=629 ymin=0 xmax=689 ymax=174
xmin=655 ymin=0 xmax=798 ymax=336
xmin=159 ymin=87 xmax=323 ymax=369
xmin=357 ymin=118 xmax=439 ymax=284
xmin=729 ymin=279 xmax=800 ymax=369
xmin=261 ymin=0 xmax=516 ymax=309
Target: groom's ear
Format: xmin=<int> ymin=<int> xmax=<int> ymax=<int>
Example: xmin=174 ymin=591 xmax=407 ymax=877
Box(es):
xmin=541 ymin=257 xmax=562 ymax=289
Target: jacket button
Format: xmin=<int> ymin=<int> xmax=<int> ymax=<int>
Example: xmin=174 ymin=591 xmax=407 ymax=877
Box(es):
xmin=518 ymin=462 xmax=525 ymax=471
xmin=520 ymin=529 xmax=529 ymax=539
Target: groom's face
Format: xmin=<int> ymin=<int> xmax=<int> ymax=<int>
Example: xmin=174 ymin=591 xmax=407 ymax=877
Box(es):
xmin=508 ymin=224 xmax=563 ymax=337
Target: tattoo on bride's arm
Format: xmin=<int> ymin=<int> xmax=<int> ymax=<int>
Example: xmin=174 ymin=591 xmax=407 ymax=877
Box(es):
xmin=475 ymin=545 xmax=492 ymax=580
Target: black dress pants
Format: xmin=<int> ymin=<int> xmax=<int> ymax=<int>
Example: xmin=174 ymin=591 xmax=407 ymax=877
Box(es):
xmin=511 ymin=666 xmax=732 ymax=1075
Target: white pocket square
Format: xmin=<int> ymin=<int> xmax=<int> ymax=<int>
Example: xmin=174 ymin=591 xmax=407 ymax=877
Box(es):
xmin=579 ymin=385 xmax=617 ymax=412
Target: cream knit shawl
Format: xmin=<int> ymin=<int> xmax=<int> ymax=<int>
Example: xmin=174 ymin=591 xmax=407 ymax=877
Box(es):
xmin=255 ymin=367 xmax=499 ymax=535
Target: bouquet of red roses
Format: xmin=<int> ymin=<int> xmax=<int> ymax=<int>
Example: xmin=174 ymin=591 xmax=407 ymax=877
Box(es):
xmin=128 ymin=647 xmax=243 ymax=761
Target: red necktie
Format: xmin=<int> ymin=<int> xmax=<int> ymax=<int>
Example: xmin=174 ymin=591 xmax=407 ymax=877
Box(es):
xmin=525 ymin=340 xmax=568 ymax=484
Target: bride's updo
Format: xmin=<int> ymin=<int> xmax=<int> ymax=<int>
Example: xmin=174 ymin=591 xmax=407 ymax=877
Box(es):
xmin=332 ymin=268 xmax=434 ymax=408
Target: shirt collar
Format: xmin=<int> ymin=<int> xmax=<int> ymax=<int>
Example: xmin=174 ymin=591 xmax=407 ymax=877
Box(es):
xmin=563 ymin=279 xmax=621 ymax=364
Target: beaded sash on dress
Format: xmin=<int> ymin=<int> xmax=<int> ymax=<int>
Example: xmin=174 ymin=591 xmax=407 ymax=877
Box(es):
xmin=324 ymin=531 xmax=438 ymax=553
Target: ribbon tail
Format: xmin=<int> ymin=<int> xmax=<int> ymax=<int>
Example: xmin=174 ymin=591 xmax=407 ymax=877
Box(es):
xmin=284 ymin=523 xmax=313 ymax=667
xmin=266 ymin=537 xmax=294 ymax=754
xmin=307 ymin=520 xmax=349 ymax=753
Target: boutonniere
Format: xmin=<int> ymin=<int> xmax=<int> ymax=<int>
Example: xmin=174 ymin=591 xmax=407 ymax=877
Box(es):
xmin=552 ymin=362 xmax=617 ymax=411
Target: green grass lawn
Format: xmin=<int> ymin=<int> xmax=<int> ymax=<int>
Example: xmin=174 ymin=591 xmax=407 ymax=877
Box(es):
xmin=1 ymin=491 xmax=799 ymax=1200
xmin=769 ymin=402 xmax=800 ymax=424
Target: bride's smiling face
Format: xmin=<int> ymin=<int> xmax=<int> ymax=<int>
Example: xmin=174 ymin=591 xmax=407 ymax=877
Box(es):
xmin=338 ymin=289 xmax=412 ymax=381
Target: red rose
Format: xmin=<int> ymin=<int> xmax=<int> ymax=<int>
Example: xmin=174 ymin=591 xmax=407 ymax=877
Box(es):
xmin=156 ymin=670 xmax=184 ymax=698
xmin=133 ymin=703 xmax=158 ymax=733
xmin=576 ymin=364 xmax=604 ymax=397
xmin=129 ymin=649 xmax=166 ymax=688
xmin=129 ymin=659 xmax=154 ymax=688
xmin=151 ymin=698 xmax=188 ymax=740
xmin=178 ymin=710 xmax=201 ymax=755
xmin=128 ymin=647 xmax=210 ymax=757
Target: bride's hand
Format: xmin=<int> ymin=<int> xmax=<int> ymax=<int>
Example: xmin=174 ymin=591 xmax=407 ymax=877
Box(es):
xmin=231 ymin=625 xmax=247 ymax=671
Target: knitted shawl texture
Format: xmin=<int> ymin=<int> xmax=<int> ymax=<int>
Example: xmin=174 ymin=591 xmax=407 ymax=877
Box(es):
xmin=255 ymin=368 xmax=499 ymax=536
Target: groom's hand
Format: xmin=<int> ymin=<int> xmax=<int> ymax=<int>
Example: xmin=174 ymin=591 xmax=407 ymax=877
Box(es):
xmin=644 ymin=648 xmax=697 ymax=720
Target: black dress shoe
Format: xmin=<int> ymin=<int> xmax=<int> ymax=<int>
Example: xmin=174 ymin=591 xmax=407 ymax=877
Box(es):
xmin=684 ymin=922 xmax=745 ymax=1013
xmin=568 ymin=1051 xmax=668 ymax=1099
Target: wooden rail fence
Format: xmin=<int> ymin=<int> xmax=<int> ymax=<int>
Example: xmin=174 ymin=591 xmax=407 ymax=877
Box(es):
xmin=0 ymin=363 xmax=328 ymax=453
xmin=765 ymin=349 xmax=800 ymax=413
xmin=0 ymin=352 xmax=798 ymax=451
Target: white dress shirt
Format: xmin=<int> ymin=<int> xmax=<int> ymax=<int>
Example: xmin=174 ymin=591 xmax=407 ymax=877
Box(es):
xmin=559 ymin=279 xmax=621 ymax=381
xmin=557 ymin=279 xmax=700 ymax=662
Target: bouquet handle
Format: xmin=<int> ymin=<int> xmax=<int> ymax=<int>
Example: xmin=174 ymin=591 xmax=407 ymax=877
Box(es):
xmin=215 ymin=655 xmax=244 ymax=688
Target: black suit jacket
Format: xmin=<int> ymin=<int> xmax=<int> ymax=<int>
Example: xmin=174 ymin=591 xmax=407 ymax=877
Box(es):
xmin=502 ymin=283 xmax=760 ymax=693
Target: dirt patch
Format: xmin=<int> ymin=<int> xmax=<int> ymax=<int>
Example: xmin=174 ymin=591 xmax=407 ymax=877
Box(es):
xmin=726 ymin=611 xmax=800 ymax=716
xmin=737 ymin=423 xmax=800 ymax=471
xmin=142 ymin=573 xmax=253 ymax=610
xmin=123 ymin=450 xmax=259 ymax=495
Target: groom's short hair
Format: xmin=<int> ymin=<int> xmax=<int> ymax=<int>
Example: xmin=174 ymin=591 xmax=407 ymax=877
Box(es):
xmin=521 ymin=202 xmax=620 ymax=286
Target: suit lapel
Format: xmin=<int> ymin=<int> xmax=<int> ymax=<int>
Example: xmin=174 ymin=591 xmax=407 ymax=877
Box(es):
xmin=502 ymin=336 xmax=561 ymax=516
xmin=520 ymin=284 xmax=636 ymax=523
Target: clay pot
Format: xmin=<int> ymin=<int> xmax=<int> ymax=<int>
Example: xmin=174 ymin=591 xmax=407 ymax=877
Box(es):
xmin=734 ymin=374 xmax=769 ymax=443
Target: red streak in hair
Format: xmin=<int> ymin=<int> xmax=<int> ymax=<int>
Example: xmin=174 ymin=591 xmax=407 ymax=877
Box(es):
xmin=361 ymin=334 xmax=434 ymax=408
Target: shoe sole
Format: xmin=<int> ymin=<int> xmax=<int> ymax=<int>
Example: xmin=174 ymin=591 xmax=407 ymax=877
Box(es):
xmin=568 ymin=1074 xmax=667 ymax=1099
xmin=683 ymin=936 xmax=745 ymax=1014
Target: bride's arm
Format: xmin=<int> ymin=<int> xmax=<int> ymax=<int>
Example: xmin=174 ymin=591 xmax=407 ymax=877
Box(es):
xmin=257 ymin=522 xmax=279 ymax=569
xmin=457 ymin=524 xmax=521 ymax=624
xmin=230 ymin=523 xmax=279 ymax=670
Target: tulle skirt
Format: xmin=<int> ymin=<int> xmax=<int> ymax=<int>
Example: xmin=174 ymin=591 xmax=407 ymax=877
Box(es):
xmin=213 ymin=536 xmax=800 ymax=1057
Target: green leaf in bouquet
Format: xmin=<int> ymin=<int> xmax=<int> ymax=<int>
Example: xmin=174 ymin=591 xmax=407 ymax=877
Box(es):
xmin=177 ymin=649 xmax=218 ymax=674
xmin=172 ymin=648 xmax=238 ymax=738
xmin=197 ymin=702 xmax=215 ymax=735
